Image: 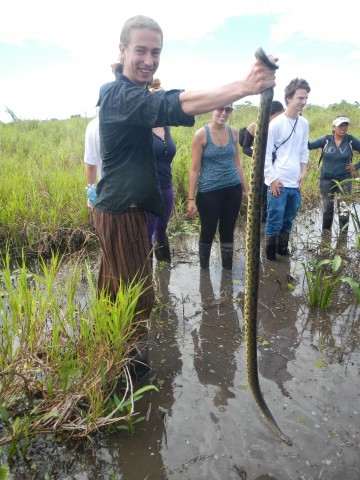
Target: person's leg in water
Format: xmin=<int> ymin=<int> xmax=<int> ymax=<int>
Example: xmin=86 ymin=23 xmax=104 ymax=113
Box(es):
xmin=337 ymin=179 xmax=351 ymax=233
xmin=93 ymin=208 xmax=153 ymax=380
xmin=265 ymin=187 xmax=287 ymax=261
xmin=277 ymin=188 xmax=301 ymax=256
xmin=153 ymin=186 xmax=174 ymax=262
xmin=320 ymin=179 xmax=336 ymax=232
xmin=196 ymin=190 xmax=221 ymax=269
xmin=218 ymin=184 xmax=242 ymax=270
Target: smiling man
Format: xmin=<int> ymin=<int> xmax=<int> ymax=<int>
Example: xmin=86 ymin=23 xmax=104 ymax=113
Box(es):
xmin=264 ymin=78 xmax=311 ymax=261
xmin=92 ymin=15 xmax=278 ymax=376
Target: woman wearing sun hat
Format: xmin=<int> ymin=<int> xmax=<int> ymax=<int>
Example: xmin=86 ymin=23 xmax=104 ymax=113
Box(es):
xmin=308 ymin=115 xmax=360 ymax=233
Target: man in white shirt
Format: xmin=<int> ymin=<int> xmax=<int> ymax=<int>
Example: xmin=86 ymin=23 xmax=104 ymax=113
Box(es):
xmin=84 ymin=64 xmax=123 ymax=207
xmin=84 ymin=115 xmax=101 ymax=190
xmin=264 ymin=78 xmax=311 ymax=261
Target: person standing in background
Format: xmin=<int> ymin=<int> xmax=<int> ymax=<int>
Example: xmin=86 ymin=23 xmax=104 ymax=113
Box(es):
xmin=242 ymin=100 xmax=284 ymax=222
xmin=146 ymin=90 xmax=177 ymax=262
xmin=84 ymin=63 xmax=123 ymax=207
xmin=264 ymin=78 xmax=310 ymax=261
xmin=308 ymin=115 xmax=360 ymax=234
xmin=188 ymin=105 xmax=248 ymax=270
xmin=84 ymin=115 xmax=101 ymax=207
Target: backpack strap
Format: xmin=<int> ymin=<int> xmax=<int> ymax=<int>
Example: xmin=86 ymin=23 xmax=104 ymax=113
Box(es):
xmin=318 ymin=134 xmax=332 ymax=166
xmin=348 ymin=134 xmax=353 ymax=160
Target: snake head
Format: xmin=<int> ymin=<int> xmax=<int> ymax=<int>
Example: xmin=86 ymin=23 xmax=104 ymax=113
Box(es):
xmin=255 ymin=47 xmax=279 ymax=70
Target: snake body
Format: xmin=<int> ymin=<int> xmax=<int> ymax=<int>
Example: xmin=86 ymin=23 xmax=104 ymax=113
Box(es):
xmin=243 ymin=48 xmax=292 ymax=446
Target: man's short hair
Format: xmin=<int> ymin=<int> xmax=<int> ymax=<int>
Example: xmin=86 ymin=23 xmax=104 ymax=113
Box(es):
xmin=120 ymin=15 xmax=163 ymax=54
xmin=284 ymin=78 xmax=311 ymax=105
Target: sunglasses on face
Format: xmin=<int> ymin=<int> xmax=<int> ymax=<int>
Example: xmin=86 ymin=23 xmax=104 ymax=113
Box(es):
xmin=216 ymin=107 xmax=233 ymax=114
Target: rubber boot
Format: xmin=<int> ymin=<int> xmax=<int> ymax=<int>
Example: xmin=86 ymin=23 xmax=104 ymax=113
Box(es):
xmin=220 ymin=242 xmax=233 ymax=270
xmin=322 ymin=214 xmax=333 ymax=232
xmin=277 ymin=232 xmax=290 ymax=256
xmin=265 ymin=235 xmax=277 ymax=261
xmin=339 ymin=216 xmax=349 ymax=234
xmin=154 ymin=240 xmax=171 ymax=262
xmin=199 ymin=243 xmax=212 ymax=269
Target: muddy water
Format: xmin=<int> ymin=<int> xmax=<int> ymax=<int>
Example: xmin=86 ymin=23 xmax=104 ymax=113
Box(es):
xmin=6 ymin=209 xmax=360 ymax=479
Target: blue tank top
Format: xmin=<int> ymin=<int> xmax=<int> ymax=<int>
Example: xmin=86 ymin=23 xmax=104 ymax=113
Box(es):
xmin=198 ymin=125 xmax=241 ymax=193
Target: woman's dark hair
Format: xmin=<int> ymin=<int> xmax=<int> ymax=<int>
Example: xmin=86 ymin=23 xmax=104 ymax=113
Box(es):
xmin=270 ymin=100 xmax=284 ymax=116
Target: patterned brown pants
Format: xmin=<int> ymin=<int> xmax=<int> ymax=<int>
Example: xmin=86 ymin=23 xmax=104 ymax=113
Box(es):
xmin=93 ymin=208 xmax=154 ymax=321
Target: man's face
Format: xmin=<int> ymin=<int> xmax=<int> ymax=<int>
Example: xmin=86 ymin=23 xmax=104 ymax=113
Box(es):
xmin=120 ymin=28 xmax=162 ymax=87
xmin=287 ymin=88 xmax=308 ymax=113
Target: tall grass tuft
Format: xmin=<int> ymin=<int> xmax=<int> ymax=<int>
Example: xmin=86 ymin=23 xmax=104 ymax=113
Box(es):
xmin=302 ymin=254 xmax=360 ymax=309
xmin=0 ymin=251 xmax=157 ymax=451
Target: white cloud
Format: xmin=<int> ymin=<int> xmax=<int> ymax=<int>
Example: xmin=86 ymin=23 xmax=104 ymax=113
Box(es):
xmin=1 ymin=0 xmax=360 ymax=122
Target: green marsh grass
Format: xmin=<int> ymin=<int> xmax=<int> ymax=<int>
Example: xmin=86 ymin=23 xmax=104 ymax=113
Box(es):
xmin=0 ymin=252 xmax=157 ymax=451
xmin=1 ymin=102 xmax=360 ymax=255
xmin=302 ymin=254 xmax=360 ymax=309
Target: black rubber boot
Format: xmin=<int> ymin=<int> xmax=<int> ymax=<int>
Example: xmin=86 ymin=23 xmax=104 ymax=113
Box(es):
xmin=220 ymin=242 xmax=233 ymax=270
xmin=154 ymin=240 xmax=171 ymax=262
xmin=199 ymin=243 xmax=212 ymax=269
xmin=322 ymin=214 xmax=333 ymax=231
xmin=277 ymin=232 xmax=290 ymax=256
xmin=265 ymin=235 xmax=277 ymax=261
xmin=339 ymin=216 xmax=349 ymax=233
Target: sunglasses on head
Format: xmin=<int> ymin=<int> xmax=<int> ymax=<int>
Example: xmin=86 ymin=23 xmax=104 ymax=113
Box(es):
xmin=216 ymin=107 xmax=233 ymax=114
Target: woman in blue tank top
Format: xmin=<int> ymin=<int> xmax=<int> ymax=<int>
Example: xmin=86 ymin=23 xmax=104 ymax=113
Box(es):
xmin=188 ymin=105 xmax=249 ymax=270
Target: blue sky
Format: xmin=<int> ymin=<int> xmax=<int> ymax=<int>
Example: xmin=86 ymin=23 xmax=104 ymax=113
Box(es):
xmin=1 ymin=1 xmax=360 ymax=122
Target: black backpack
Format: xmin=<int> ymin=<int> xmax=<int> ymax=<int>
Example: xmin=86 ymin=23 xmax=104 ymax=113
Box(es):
xmin=239 ymin=127 xmax=247 ymax=147
xmin=318 ymin=134 xmax=353 ymax=165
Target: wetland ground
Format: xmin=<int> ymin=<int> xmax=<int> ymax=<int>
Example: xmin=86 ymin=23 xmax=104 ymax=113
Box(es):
xmin=3 ymin=207 xmax=360 ymax=480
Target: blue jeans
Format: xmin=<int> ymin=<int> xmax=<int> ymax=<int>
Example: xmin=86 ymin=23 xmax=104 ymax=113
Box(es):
xmin=265 ymin=187 xmax=301 ymax=236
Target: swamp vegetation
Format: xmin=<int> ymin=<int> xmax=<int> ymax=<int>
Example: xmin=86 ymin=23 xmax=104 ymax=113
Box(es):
xmin=0 ymin=102 xmax=360 ymax=478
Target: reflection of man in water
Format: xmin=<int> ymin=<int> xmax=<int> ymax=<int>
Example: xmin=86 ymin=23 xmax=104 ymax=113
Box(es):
xmin=192 ymin=270 xmax=242 ymax=407
xmin=105 ymin=265 xmax=182 ymax=477
xmin=257 ymin=261 xmax=298 ymax=398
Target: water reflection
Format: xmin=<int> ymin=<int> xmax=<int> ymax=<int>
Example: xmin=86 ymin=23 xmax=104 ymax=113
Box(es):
xmin=77 ymin=264 xmax=183 ymax=480
xmin=308 ymin=303 xmax=360 ymax=367
xmin=4 ymin=206 xmax=360 ymax=479
xmin=257 ymin=256 xmax=300 ymax=398
xmin=192 ymin=269 xmax=242 ymax=407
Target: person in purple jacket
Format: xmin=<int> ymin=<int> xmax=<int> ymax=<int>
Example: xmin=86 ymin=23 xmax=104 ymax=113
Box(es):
xmin=146 ymin=121 xmax=177 ymax=262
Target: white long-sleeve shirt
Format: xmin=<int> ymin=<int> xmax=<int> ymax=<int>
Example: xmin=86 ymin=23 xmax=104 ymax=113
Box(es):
xmin=264 ymin=112 xmax=309 ymax=188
